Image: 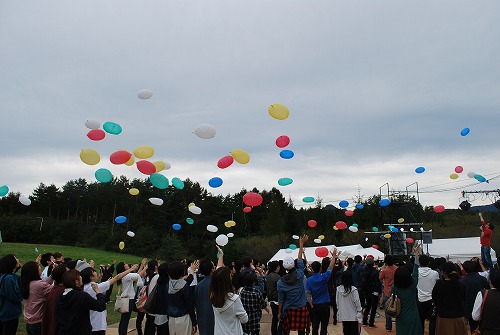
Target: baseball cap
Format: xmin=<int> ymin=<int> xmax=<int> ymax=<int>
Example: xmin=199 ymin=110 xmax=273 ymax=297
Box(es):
xmin=282 ymin=257 xmax=295 ymax=270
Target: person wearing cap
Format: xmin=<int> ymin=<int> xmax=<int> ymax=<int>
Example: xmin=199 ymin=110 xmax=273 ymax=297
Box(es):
xmin=277 ymin=235 xmax=310 ymax=335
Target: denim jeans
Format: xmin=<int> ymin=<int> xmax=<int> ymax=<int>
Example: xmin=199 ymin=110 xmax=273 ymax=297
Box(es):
xmin=118 ymin=299 xmax=136 ymax=335
xmin=382 ymin=294 xmax=392 ymax=331
xmin=481 ymin=245 xmax=493 ymax=270
xmin=26 ymin=323 xmax=41 ymax=335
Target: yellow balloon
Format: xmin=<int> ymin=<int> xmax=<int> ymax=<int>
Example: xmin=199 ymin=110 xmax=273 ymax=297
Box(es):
xmin=80 ymin=148 xmax=100 ymax=165
xmin=129 ymin=188 xmax=139 ymax=196
xmin=124 ymin=155 xmax=135 ymax=166
xmin=224 ymin=220 xmax=236 ymax=228
xmin=188 ymin=202 xmax=195 ymax=208
xmin=133 ymin=145 xmax=155 ymax=159
xmin=333 ymin=226 xmax=339 ymax=231
xmin=119 ymin=241 xmax=125 ymax=250
xmin=384 ymin=233 xmax=391 ymax=239
xmin=318 ymin=235 xmax=325 ymax=240
xmin=268 ymin=104 xmax=290 ymax=120
xmin=450 ymin=173 xmax=459 ymax=180
xmin=398 ymin=218 xmax=404 ymax=224
xmin=230 ymin=148 xmax=250 ymax=164
xmin=154 ymin=161 xmax=166 ymax=172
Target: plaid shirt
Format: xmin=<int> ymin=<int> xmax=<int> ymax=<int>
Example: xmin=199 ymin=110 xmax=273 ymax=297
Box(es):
xmin=281 ymin=306 xmax=310 ymax=335
xmin=240 ymin=286 xmax=266 ymax=335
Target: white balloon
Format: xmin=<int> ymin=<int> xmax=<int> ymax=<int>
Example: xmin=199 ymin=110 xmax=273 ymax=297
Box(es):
xmin=400 ymin=228 xmax=405 ymax=232
xmin=227 ymin=233 xmax=234 ymax=238
xmin=127 ymin=231 xmax=135 ymax=237
xmin=164 ymin=162 xmax=172 ymax=170
xmin=194 ymin=124 xmax=216 ymax=139
xmin=292 ymin=235 xmax=300 ymax=240
xmin=149 ymin=197 xmax=164 ymax=206
xmin=467 ymin=171 xmax=476 ymax=178
xmin=216 ymin=234 xmax=229 ymax=246
xmin=189 ymin=205 xmax=202 ymax=215
xmin=348 ymin=226 xmax=358 ymax=232
xmin=206 ymin=225 xmax=218 ymax=233
xmin=85 ymin=119 xmax=100 ymax=129
xmin=285 ymin=248 xmax=293 ymax=254
xmin=137 ymin=89 xmax=153 ymax=100
xmin=19 ymin=195 xmax=31 ymax=206
xmin=314 ymin=238 xmax=321 ymax=244
xmin=410 ymin=228 xmax=414 ymax=232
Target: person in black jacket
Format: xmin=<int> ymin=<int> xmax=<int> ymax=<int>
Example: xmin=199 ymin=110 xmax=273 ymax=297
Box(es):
xmin=55 ymin=269 xmax=106 ymax=335
xmin=361 ymin=257 xmax=381 ymax=328
xmin=459 ymin=260 xmax=489 ymax=333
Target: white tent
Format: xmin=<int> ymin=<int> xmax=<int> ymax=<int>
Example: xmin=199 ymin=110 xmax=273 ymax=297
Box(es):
xmin=268 ymin=244 xmax=385 ymax=264
xmin=425 ymin=237 xmax=497 ymax=263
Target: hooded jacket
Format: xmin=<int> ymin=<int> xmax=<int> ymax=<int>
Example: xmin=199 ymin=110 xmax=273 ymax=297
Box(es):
xmin=336 ymin=285 xmax=362 ymax=322
xmin=0 ymin=273 xmax=22 ymax=322
xmin=212 ymin=293 xmax=248 ymax=335
xmin=277 ymin=259 xmax=307 ymax=317
xmin=166 ymin=275 xmax=197 ymax=325
xmin=417 ymin=267 xmax=439 ymax=302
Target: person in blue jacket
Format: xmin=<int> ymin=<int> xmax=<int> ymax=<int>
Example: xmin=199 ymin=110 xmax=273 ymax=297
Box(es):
xmin=0 ymin=254 xmax=22 ymax=335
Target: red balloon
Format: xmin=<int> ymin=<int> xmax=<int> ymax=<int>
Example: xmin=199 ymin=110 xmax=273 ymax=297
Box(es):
xmin=372 ymin=244 xmax=379 ymax=249
xmin=406 ymin=238 xmax=414 ymax=244
xmin=335 ymin=221 xmax=347 ymax=230
xmin=217 ymin=155 xmax=234 ymax=169
xmin=136 ymin=160 xmax=156 ymax=175
xmin=434 ymin=205 xmax=445 ymax=213
xmin=110 ymin=150 xmax=132 ymax=165
xmin=455 ymin=166 xmax=463 ymax=173
xmin=87 ymin=129 xmax=106 ymax=141
xmin=307 ymin=220 xmax=317 ymax=228
xmin=275 ymin=135 xmax=290 ymax=148
xmin=345 ymin=210 xmax=354 ymax=217
xmin=243 ymin=192 xmax=263 ymax=207
xmin=315 ymin=247 xmax=329 ymax=258
xmin=243 ymin=206 xmax=252 ymax=213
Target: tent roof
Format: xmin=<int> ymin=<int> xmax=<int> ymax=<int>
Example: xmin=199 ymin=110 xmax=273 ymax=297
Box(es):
xmin=425 ymin=236 xmax=497 ymax=263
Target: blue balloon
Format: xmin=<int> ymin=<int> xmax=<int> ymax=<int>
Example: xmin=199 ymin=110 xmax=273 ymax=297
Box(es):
xmin=391 ymin=227 xmax=398 ymax=233
xmin=379 ymin=198 xmax=391 ymax=207
xmin=115 ymin=216 xmax=127 ymax=224
xmin=172 ymin=223 xmax=182 ymax=230
xmin=415 ymin=166 xmax=425 ymax=174
xmin=355 ymin=203 xmax=364 ymax=210
xmin=208 ymin=177 xmax=223 ymax=188
xmin=460 ymin=127 xmax=470 ymax=136
xmin=339 ymin=200 xmax=349 ymax=208
xmin=280 ymin=150 xmax=294 ymax=159
xmin=474 ymin=174 xmax=486 ymax=182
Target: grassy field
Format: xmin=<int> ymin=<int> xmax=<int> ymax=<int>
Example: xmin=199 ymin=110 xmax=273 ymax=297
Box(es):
xmin=0 ymin=242 xmax=148 ymax=334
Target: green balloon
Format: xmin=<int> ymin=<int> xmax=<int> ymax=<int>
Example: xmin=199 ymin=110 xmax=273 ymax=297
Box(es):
xmin=372 ymin=227 xmax=379 ymax=232
xmin=149 ymin=173 xmax=169 ymax=189
xmin=103 ymin=121 xmax=122 ymax=135
xmin=302 ymin=196 xmax=315 ymax=203
xmin=95 ymin=168 xmax=113 ymax=183
xmin=172 ymin=177 xmax=184 ymax=190
xmin=186 ymin=218 xmax=194 ymax=224
xmin=0 ymin=185 xmax=8 ymax=197
xmin=278 ymin=177 xmax=293 ymax=186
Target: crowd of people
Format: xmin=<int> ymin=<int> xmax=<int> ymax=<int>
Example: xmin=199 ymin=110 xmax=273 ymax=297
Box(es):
xmin=0 ymin=213 xmax=498 ymax=335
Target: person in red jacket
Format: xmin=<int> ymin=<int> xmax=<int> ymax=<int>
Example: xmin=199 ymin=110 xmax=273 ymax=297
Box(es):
xmin=479 ymin=212 xmax=494 ymax=270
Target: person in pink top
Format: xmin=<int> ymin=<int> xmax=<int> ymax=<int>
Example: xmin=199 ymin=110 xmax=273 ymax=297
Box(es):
xmin=379 ymin=255 xmax=398 ymax=332
xmin=20 ymin=259 xmax=54 ymax=335
xmin=479 ymin=212 xmax=494 ymax=270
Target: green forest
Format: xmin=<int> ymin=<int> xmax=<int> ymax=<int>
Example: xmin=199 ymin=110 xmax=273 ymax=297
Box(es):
xmin=0 ymin=176 xmax=498 ymax=263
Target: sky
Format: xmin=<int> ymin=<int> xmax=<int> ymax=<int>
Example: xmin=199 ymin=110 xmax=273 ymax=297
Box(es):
xmin=1 ymin=0 xmax=500 ymax=211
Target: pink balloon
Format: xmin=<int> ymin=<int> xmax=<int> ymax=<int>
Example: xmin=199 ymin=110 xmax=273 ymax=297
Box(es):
xmin=307 ymin=220 xmax=317 ymax=228
xmin=335 ymin=221 xmax=347 ymax=230
xmin=275 ymin=135 xmax=291 ymax=148
xmin=406 ymin=238 xmax=414 ymax=244
xmin=243 ymin=206 xmax=252 ymax=213
xmin=315 ymin=247 xmax=329 ymax=258
xmin=345 ymin=210 xmax=354 ymax=217
xmin=372 ymin=244 xmax=379 ymax=250
xmin=455 ymin=166 xmax=463 ymax=173
xmin=136 ymin=160 xmax=156 ymax=175
xmin=217 ymin=155 xmax=234 ymax=169
xmin=243 ymin=192 xmax=263 ymax=207
xmin=87 ymin=129 xmax=106 ymax=141
xmin=434 ymin=205 xmax=445 ymax=213
xmin=110 ymin=150 xmax=132 ymax=165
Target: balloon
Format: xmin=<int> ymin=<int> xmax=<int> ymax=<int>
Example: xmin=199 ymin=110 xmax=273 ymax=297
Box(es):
xmin=372 ymin=227 xmax=379 ymax=232
xmin=189 ymin=205 xmax=202 ymax=215
xmin=345 ymin=210 xmax=354 ymax=217
xmin=243 ymin=192 xmax=263 ymax=207
xmin=289 ymin=244 xmax=297 ymax=250
xmin=227 ymin=233 xmax=234 ymax=238
xmin=285 ymin=248 xmax=293 ymax=254
xmin=127 ymin=231 xmax=135 ymax=237
xmin=391 ymin=227 xmax=398 ymax=233
xmin=124 ymin=155 xmax=135 ymax=166
xmin=335 ymin=221 xmax=347 ymax=230
xmin=149 ymin=197 xmax=163 ymax=206
xmin=172 ymin=223 xmax=181 ymax=231
xmin=86 ymin=129 xmax=106 ymax=141
xmin=352 ymin=223 xmax=358 ymax=227
xmin=186 ymin=218 xmax=194 ymax=224
xmin=119 ymin=241 xmax=125 ymax=250
xmin=172 ymin=177 xmax=185 ymax=189
xmin=455 ymin=166 xmax=463 ymax=173
xmin=129 ymin=188 xmax=139 ymax=196
xmin=243 ymin=206 xmax=252 ymax=213
xmin=110 ymin=150 xmax=132 ymax=165
xmin=115 ymin=216 xmax=127 ymax=224
xmin=85 ymin=119 xmax=100 ymax=129
xmin=19 ymin=195 xmax=31 ymax=206
xmin=292 ymin=235 xmax=300 ymax=240
xmin=80 ymin=148 xmax=100 ymax=165
xmin=303 ymin=196 xmax=315 ymax=203
xmin=216 ymin=234 xmax=229 ymax=246
xmin=339 ymin=200 xmax=349 ymax=208
xmin=279 ymin=150 xmax=294 ymax=159
xmin=372 ymin=244 xmax=379 ymax=249
xmin=206 ymin=225 xmax=218 ymax=233
xmin=398 ymin=218 xmax=404 ymax=223
xmin=188 ymin=202 xmax=195 ymax=207
xmin=194 ymin=124 xmax=216 ymax=139
xmin=400 ymin=228 xmax=405 ymax=232
xmin=314 ymin=238 xmax=321 ymax=244
xmin=278 ymin=178 xmax=293 ymax=186
xmin=217 ymin=155 xmax=234 ymax=169
xmin=307 ymin=220 xmax=317 ymax=228
xmin=103 ymin=121 xmax=122 ymax=135
xmin=460 ymin=127 xmax=470 ymax=136
xmin=467 ymin=171 xmax=476 ymax=178
xmin=434 ymin=205 xmax=445 ymax=213
xmin=268 ymin=104 xmax=290 ymax=120
xmin=315 ymin=247 xmax=329 ymax=258
xmin=136 ymin=160 xmax=156 ymax=175
xmin=450 ymin=173 xmax=459 ymax=180
xmin=333 ymin=226 xmax=339 ymax=230
xmin=406 ymin=238 xmax=414 ymax=244
xmin=474 ymin=174 xmax=486 ymax=182
xmin=149 ymin=173 xmax=169 ymax=189
xmin=355 ymin=203 xmax=364 ymax=210
xmin=153 ymin=161 xmax=167 ymax=172
xmin=227 ymin=220 xmax=236 ymax=227
xmin=208 ymin=177 xmax=223 ymax=188
xmin=134 ymin=146 xmax=155 ymax=159
xmin=415 ymin=166 xmax=425 ymax=174
xmin=410 ymin=228 xmax=414 ymax=232
xmin=230 ymin=149 xmax=250 ymax=164
xmin=379 ymin=198 xmax=391 ymax=207
xmin=0 ymin=185 xmax=9 ymax=197
xmin=349 ymin=226 xmax=358 ymax=232
xmin=224 ymin=221 xmax=234 ymax=228
xmin=95 ymin=168 xmax=113 ymax=183
xmin=137 ymin=89 xmax=153 ymax=99
xmin=275 ymin=135 xmax=290 ymax=148
xmin=318 ymin=235 xmax=325 ymax=240
xmin=384 ymin=233 xmax=392 ymax=239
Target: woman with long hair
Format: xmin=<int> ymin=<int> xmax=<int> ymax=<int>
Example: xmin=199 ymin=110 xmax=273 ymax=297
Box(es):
xmin=432 ymin=262 xmax=468 ymax=335
xmin=209 ymin=267 xmax=248 ymax=335
xmin=41 ymin=264 xmax=68 ymax=335
xmin=20 ymin=260 xmax=54 ymax=335
xmin=147 ymin=263 xmax=169 ymax=335
xmin=336 ymin=271 xmax=362 ymax=335
xmin=0 ymin=254 xmax=22 ymax=335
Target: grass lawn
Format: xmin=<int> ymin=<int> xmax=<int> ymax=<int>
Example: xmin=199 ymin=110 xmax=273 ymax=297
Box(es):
xmin=0 ymin=242 xmax=147 ymax=334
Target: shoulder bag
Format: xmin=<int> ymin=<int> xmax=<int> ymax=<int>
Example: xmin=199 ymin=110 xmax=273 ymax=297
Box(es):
xmin=472 ymin=289 xmax=489 ymax=335
xmin=114 ymin=286 xmax=130 ymax=314
xmin=385 ymin=287 xmax=401 ymax=318
xmin=143 ymin=283 xmax=158 ymax=314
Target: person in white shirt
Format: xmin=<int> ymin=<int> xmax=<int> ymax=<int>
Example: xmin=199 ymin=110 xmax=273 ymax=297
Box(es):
xmin=417 ymin=254 xmax=439 ymax=335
